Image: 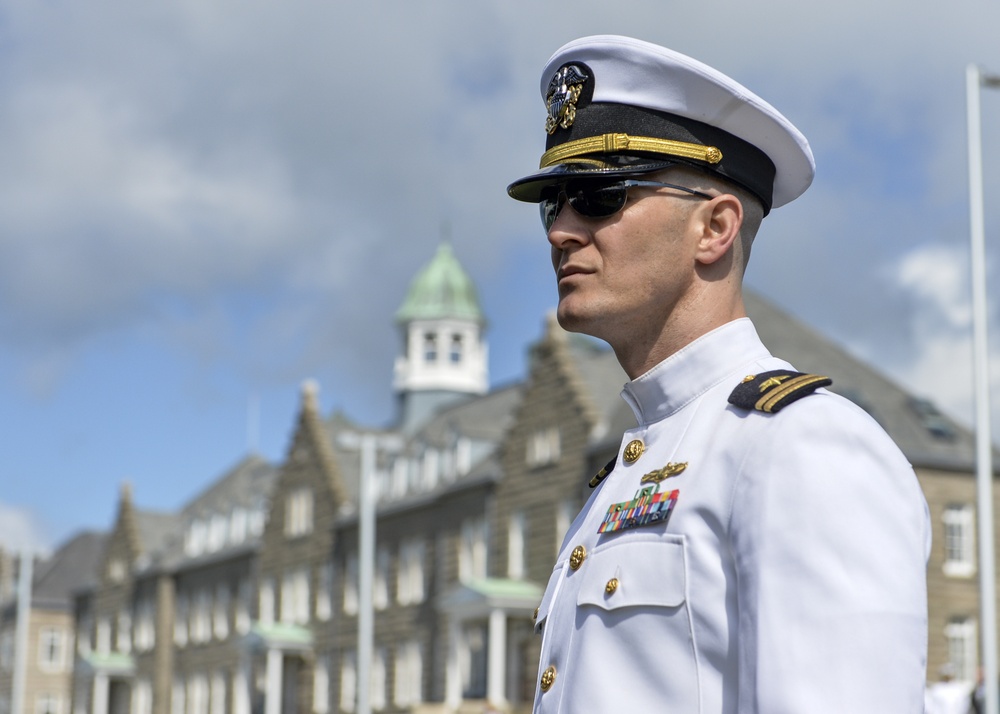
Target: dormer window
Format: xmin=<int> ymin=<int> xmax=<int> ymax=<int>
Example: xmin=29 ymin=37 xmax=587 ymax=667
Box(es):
xmin=285 ymin=487 xmax=313 ymax=538
xmin=107 ymin=558 xmax=126 ymax=583
xmin=526 ymin=427 xmax=561 ymax=467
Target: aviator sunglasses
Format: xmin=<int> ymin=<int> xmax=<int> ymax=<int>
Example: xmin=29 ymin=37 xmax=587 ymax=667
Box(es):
xmin=540 ymin=179 xmax=713 ymax=231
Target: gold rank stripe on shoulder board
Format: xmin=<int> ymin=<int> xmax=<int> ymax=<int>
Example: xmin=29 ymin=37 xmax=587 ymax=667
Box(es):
xmin=728 ymin=370 xmax=832 ymax=413
xmin=589 ymin=456 xmax=617 ymax=488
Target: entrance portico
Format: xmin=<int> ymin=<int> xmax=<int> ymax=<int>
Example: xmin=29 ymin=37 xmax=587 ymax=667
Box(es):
xmin=438 ymin=579 xmax=541 ymax=711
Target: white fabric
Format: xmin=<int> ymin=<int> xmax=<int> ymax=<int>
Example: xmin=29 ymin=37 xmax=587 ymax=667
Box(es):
xmin=532 ymin=318 xmax=929 ymax=713
xmin=539 ymin=35 xmax=815 ymax=209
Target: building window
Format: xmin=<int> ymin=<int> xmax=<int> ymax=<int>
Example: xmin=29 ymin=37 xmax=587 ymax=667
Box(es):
xmin=374 ymin=547 xmax=390 ymax=610
xmin=423 ymin=333 xmax=437 ymax=363
xmin=107 ymin=558 xmax=126 ymax=583
xmin=186 ymin=520 xmax=206 ymax=557
xmin=236 ymin=580 xmax=251 ymax=635
xmin=340 ymin=650 xmax=357 ymax=713
xmin=259 ymin=579 xmax=275 ymax=626
xmin=945 ymin=617 xmax=978 ymax=682
xmin=314 ymin=655 xmax=330 ymax=714
xmin=397 ymin=539 xmax=425 ymax=605
xmin=285 ymin=488 xmax=314 ymax=538
xmin=208 ymin=514 xmax=228 ymax=552
xmin=508 ymin=511 xmax=526 ymax=579
xmin=210 ymin=670 xmax=226 ymax=714
xmin=393 ymin=642 xmax=423 ymax=707
xmin=188 ymin=674 xmax=208 ymax=714
xmin=459 ymin=623 xmax=488 ymax=699
xmin=192 ymin=589 xmax=212 ymax=644
xmin=75 ymin=616 xmax=92 ymax=656
xmin=132 ymin=680 xmax=152 ymax=714
xmin=422 ymin=449 xmax=439 ymax=490
xmin=171 ymin=678 xmax=186 ymax=714
xmin=96 ymin=617 xmax=111 ymax=655
xmin=38 ymin=627 xmax=66 ymax=672
xmin=317 ymin=564 xmax=333 ymax=621
xmin=229 ymin=508 xmax=247 ymax=545
xmin=135 ymin=598 xmax=155 ymax=652
xmin=34 ymin=693 xmax=62 ymax=714
xmin=459 ymin=518 xmax=488 ymax=583
xmin=371 ymin=648 xmax=387 ymax=711
xmin=455 ymin=438 xmax=472 ymax=476
xmin=214 ymin=584 xmax=230 ymax=640
xmin=449 ymin=334 xmax=463 ymax=363
xmin=343 ymin=556 xmax=359 ymax=616
xmin=281 ymin=568 xmax=310 ymax=625
xmin=943 ymin=504 xmax=976 ymax=577
xmin=1 ymin=631 xmax=14 ymax=671
xmin=174 ymin=595 xmax=189 ymax=646
xmin=526 ymin=427 xmax=561 ymax=467
xmin=116 ymin=610 xmax=131 ymax=653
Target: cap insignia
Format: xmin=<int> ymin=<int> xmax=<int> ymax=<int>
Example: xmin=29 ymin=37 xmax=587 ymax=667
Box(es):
xmin=545 ymin=64 xmax=589 ymax=135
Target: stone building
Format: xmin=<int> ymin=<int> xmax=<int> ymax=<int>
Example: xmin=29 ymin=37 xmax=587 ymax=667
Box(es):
xmin=0 ymin=532 xmax=105 ymax=714
xmin=46 ymin=243 xmax=997 ymax=714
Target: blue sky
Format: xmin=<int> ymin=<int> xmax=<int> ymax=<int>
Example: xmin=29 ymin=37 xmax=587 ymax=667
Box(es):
xmin=2 ymin=0 xmax=1000 ymax=553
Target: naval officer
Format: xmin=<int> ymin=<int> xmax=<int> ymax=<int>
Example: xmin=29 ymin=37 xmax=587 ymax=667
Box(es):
xmin=508 ymin=36 xmax=929 ymax=712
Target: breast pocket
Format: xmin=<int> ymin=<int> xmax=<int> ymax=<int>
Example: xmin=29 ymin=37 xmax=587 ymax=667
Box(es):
xmin=564 ymin=537 xmax=701 ymax=713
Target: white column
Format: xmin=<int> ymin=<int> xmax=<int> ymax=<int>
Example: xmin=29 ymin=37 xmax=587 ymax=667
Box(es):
xmin=11 ymin=550 xmax=32 ymax=714
xmin=265 ymin=648 xmax=283 ymax=714
xmin=486 ymin=610 xmax=507 ymax=707
xmin=445 ymin=620 xmax=462 ymax=710
xmin=93 ymin=673 xmax=109 ymax=714
xmin=968 ymin=62 xmax=999 ymax=714
xmin=358 ymin=434 xmax=376 ymax=714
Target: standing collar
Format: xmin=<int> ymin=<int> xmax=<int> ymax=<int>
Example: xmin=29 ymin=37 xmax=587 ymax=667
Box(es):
xmin=621 ymin=318 xmax=772 ymax=426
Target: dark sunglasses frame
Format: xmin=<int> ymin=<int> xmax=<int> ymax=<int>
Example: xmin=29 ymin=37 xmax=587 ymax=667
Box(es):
xmin=540 ymin=179 xmax=714 ymax=231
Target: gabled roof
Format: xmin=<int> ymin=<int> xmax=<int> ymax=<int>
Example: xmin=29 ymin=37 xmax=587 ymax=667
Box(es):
xmin=31 ymin=531 xmax=106 ymax=610
xmin=744 ymin=292 xmax=980 ymax=471
xmin=179 ymin=454 xmax=277 ymax=519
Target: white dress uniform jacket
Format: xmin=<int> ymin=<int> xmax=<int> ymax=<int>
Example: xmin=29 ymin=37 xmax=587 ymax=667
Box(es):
xmin=532 ymin=318 xmax=929 ymax=713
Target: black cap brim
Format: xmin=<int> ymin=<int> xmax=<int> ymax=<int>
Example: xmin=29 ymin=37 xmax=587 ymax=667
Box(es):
xmin=507 ymin=155 xmax=677 ymax=203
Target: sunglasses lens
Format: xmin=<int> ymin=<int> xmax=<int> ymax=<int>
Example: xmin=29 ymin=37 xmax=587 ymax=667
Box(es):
xmin=540 ymin=190 xmax=565 ymax=232
xmin=568 ymin=181 xmax=628 ymax=219
xmin=540 ymin=181 xmax=628 ymax=231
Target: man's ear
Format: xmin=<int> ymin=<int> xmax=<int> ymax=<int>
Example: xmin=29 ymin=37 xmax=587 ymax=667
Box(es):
xmin=694 ymin=194 xmax=743 ymax=266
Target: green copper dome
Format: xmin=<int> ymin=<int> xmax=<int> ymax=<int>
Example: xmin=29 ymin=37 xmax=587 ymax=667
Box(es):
xmin=396 ymin=244 xmax=484 ymax=323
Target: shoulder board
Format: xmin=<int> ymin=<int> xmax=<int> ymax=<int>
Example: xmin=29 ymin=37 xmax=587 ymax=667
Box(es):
xmin=728 ymin=370 xmax=832 ymax=413
xmin=589 ymin=455 xmax=617 ymax=488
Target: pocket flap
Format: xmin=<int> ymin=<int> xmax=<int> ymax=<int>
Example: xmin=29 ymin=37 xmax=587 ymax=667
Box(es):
xmin=576 ymin=539 xmax=686 ymax=610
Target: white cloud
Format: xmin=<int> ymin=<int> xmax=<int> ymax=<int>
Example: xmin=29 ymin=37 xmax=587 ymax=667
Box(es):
xmin=885 ymin=243 xmax=1000 ymax=440
xmin=0 ymin=502 xmax=52 ymax=556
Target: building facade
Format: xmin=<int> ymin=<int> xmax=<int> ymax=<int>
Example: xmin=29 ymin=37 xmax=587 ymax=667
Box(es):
xmin=2 ymin=243 xmax=988 ymax=714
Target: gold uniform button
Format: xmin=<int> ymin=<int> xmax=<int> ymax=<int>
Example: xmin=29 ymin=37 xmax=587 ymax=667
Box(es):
xmin=532 ymin=607 xmax=539 ymax=623
xmin=540 ymin=665 xmax=557 ymax=692
xmin=605 ymin=577 xmax=619 ymax=595
xmin=623 ymin=439 xmax=645 ymax=463
xmin=569 ymin=545 xmax=587 ymax=570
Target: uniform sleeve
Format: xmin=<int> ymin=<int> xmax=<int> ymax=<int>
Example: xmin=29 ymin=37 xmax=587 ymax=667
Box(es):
xmin=728 ymin=392 xmax=929 ymax=713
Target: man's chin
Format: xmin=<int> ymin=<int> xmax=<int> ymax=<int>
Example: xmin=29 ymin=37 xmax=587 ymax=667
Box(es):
xmin=556 ymin=304 xmax=603 ymax=338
